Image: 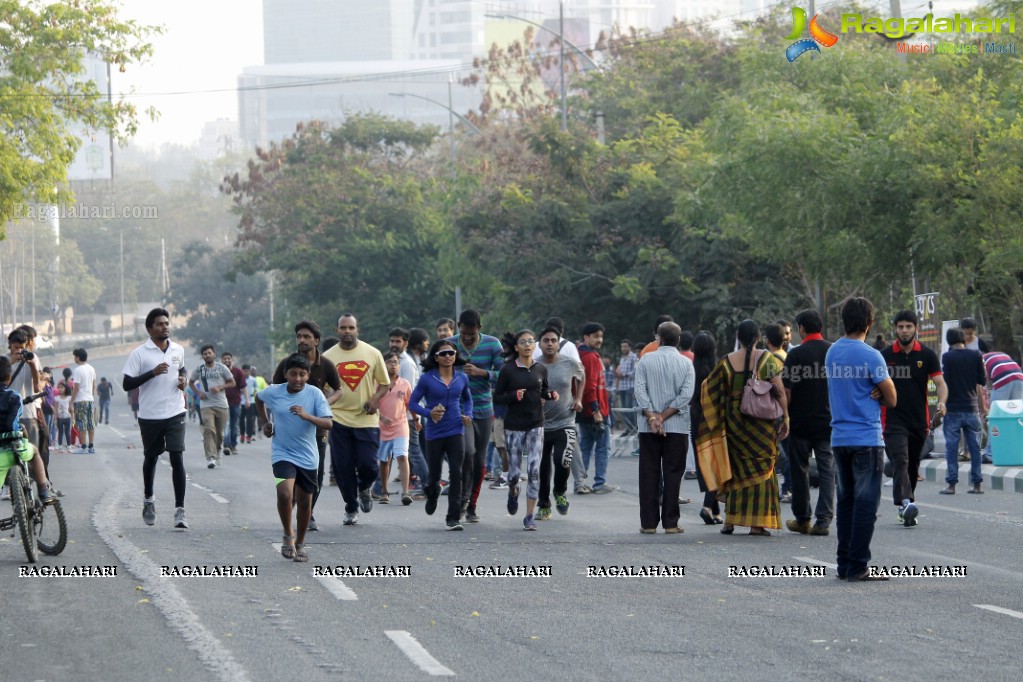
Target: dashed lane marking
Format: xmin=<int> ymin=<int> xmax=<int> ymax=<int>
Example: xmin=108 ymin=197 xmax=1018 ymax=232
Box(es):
xmin=384 ymin=631 xmax=455 ymax=677
xmin=975 ymin=605 xmax=1023 ymax=620
xmin=792 ymin=556 xmax=838 ymax=570
xmin=268 ymin=543 xmax=359 ymax=600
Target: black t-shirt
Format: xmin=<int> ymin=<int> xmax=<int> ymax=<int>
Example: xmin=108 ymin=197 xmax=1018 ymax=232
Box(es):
xmin=782 ymin=338 xmax=832 ymax=439
xmin=492 ymin=361 xmax=551 ymax=432
xmin=942 ymin=347 xmax=986 ymax=412
xmin=881 ymin=341 xmax=941 ymax=434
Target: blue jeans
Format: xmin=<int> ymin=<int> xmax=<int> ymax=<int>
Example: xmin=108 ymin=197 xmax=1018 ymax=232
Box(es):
xmin=98 ymin=398 xmax=111 ymax=423
xmin=943 ymin=411 xmax=983 ymax=485
xmin=833 ymin=445 xmax=884 ymax=578
xmin=577 ymin=420 xmax=611 ymax=488
xmin=225 ymin=404 xmax=241 ymax=449
xmin=983 ymin=382 xmax=1023 ymax=456
xmin=618 ymin=389 xmax=636 ymax=433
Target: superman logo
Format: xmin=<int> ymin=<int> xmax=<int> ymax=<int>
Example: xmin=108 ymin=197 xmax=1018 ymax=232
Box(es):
xmin=337 ymin=361 xmax=369 ymax=391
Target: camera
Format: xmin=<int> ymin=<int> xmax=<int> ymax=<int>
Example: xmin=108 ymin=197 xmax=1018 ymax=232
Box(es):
xmin=20 ymin=349 xmax=34 ymax=361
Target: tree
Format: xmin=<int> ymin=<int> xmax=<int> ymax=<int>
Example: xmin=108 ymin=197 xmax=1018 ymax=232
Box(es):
xmin=0 ymin=0 xmax=157 ymax=234
xmin=169 ymin=242 xmax=270 ymax=367
xmin=223 ymin=114 xmax=453 ymax=346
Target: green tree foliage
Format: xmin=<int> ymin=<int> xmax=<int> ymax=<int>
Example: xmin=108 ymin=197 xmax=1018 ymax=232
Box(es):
xmin=169 ymin=242 xmax=270 ymax=367
xmin=0 ymin=0 xmax=157 ymax=234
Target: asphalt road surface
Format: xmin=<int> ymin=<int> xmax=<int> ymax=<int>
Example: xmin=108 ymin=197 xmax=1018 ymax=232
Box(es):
xmin=4 ymin=352 xmax=1023 ymax=681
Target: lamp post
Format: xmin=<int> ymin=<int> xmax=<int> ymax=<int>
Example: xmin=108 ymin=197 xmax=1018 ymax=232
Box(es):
xmin=486 ymin=2 xmax=606 ymax=142
xmin=389 ymin=91 xmax=482 ymax=175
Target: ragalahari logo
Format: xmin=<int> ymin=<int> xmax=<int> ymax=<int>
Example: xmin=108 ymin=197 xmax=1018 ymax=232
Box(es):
xmin=786 ymin=7 xmax=839 ymax=61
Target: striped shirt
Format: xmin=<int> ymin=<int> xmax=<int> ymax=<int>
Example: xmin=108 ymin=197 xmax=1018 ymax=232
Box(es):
xmin=634 ymin=346 xmax=696 ymax=434
xmin=983 ymin=352 xmax=1023 ymax=390
xmin=450 ymin=333 xmax=505 ymax=419
xmin=616 ymin=352 xmax=637 ymax=392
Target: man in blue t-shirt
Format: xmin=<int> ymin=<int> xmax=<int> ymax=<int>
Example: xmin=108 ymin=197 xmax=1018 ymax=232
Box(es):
xmin=256 ymin=354 xmax=332 ymax=563
xmin=825 ymin=297 xmax=896 ymax=582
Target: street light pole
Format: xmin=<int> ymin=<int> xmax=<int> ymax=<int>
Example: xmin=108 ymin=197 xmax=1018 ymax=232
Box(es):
xmin=486 ymin=7 xmax=605 ymax=143
xmin=388 ymin=92 xmax=483 ymax=135
xmin=560 ymin=1 xmax=567 ymax=132
xmin=119 ymin=231 xmax=125 ymax=344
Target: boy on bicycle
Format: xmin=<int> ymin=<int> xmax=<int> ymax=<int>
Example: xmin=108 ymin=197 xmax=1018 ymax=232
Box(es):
xmin=0 ymin=357 xmax=54 ymax=503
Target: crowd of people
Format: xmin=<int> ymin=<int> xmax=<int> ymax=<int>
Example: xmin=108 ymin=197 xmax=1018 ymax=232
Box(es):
xmin=5 ymin=300 xmax=1014 ymax=575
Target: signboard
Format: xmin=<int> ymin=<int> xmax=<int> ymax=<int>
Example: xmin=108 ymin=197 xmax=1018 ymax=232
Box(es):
xmin=915 ymin=292 xmax=940 ymax=353
xmin=67 ymin=54 xmax=113 ymax=182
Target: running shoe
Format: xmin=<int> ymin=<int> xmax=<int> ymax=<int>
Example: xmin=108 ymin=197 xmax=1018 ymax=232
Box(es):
xmin=207 ymin=460 xmax=216 ymax=469
xmin=507 ymin=484 xmax=519 ymax=515
xmin=489 ymin=476 xmax=508 ymax=490
xmin=425 ymin=497 xmax=437 ymax=515
xmin=591 ymin=484 xmax=619 ymax=495
xmin=536 ymin=507 xmax=552 ymax=521
xmin=308 ymin=518 xmax=319 ymax=532
xmin=900 ymin=499 xmax=919 ymax=527
xmin=555 ymin=495 xmax=569 ymax=515
xmin=446 ymin=520 xmax=464 ymax=531
xmin=401 ymin=494 xmax=413 ymax=506
xmin=359 ymin=487 xmax=373 ymax=513
xmin=87 ymin=444 xmax=95 ymax=454
xmin=142 ymin=501 xmax=156 ymax=526
xmin=523 ymin=514 xmax=537 ymax=531
xmin=465 ymin=506 xmax=479 ymax=523
xmin=174 ymin=507 xmax=188 ymax=529
xmin=343 ymin=511 xmax=358 ymax=525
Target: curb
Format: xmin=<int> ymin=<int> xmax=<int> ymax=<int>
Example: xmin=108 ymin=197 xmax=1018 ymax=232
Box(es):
xmin=919 ymin=458 xmax=1023 ymax=493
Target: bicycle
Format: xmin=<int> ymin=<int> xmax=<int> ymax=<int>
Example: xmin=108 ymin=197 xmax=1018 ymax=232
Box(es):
xmin=1 ymin=431 xmax=68 ymax=562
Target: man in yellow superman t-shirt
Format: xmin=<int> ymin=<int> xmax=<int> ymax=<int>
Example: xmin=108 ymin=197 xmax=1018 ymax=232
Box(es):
xmin=322 ymin=314 xmax=390 ymax=526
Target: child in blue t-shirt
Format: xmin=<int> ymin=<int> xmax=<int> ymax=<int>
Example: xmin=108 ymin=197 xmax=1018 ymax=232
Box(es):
xmin=255 ymin=353 xmax=332 ymax=563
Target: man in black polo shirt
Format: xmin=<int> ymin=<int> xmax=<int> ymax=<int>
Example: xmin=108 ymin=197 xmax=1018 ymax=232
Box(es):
xmin=783 ymin=309 xmax=835 ymax=536
xmin=273 ymin=320 xmax=341 ymax=531
xmin=880 ymin=311 xmax=947 ymax=526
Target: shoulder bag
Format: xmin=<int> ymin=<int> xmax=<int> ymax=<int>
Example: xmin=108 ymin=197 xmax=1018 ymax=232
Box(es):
xmin=740 ymin=350 xmax=783 ymax=420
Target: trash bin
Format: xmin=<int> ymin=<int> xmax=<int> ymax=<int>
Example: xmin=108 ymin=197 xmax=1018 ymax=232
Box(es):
xmin=987 ymin=400 xmax=1023 ymax=466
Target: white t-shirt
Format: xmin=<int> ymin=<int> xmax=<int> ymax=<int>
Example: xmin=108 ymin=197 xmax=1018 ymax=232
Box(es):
xmin=72 ymin=363 xmax=97 ymax=403
xmin=122 ymin=339 xmax=187 ymax=420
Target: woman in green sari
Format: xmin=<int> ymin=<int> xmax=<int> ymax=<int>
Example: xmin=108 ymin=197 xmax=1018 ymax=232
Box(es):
xmin=697 ymin=320 xmax=789 ymax=536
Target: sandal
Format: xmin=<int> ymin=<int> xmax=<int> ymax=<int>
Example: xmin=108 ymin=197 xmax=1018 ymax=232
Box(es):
xmin=281 ymin=535 xmax=295 ymax=559
xmin=720 ymin=524 xmax=734 ymax=535
xmin=293 ymin=543 xmax=308 ymax=563
xmin=749 ymin=528 xmax=771 ymax=537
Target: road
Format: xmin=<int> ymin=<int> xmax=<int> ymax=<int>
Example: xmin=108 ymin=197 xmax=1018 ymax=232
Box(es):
xmin=4 ymin=352 xmax=1023 ymax=681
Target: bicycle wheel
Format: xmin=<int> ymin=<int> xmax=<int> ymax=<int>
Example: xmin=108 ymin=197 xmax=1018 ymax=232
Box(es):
xmin=9 ymin=466 xmax=37 ymax=563
xmin=33 ymin=497 xmax=67 ymax=556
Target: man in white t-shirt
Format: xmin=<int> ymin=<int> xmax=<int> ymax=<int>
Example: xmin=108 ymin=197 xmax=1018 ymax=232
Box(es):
xmin=123 ymin=308 xmax=190 ymax=529
xmin=71 ymin=348 xmax=97 ymax=454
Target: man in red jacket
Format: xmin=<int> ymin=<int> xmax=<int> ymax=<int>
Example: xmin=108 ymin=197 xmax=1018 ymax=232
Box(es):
xmin=576 ymin=322 xmax=618 ymax=494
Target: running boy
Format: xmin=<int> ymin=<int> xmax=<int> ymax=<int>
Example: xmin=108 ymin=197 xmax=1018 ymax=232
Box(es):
xmin=377 ymin=352 xmax=413 ymax=506
xmin=255 ymin=353 xmax=332 ymax=563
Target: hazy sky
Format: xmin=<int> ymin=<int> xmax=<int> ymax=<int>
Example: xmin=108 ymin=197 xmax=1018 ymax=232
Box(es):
xmin=109 ymin=0 xmax=981 ymax=148
xmin=112 ymin=0 xmax=263 ymax=149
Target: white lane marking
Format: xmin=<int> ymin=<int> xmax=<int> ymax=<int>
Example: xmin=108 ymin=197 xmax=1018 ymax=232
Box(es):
xmin=92 ymin=485 xmax=251 ymax=682
xmin=385 ymin=631 xmax=455 ymax=677
xmin=268 ymin=543 xmax=358 ymax=600
xmin=975 ymin=604 xmax=1023 ymax=620
xmin=917 ymin=502 xmax=1014 ymax=519
xmin=209 ymin=493 xmax=229 ymax=504
xmin=189 ymin=482 xmax=228 ymax=503
xmin=311 ymin=573 xmax=359 ymax=601
xmin=793 ymin=556 xmax=838 ymax=570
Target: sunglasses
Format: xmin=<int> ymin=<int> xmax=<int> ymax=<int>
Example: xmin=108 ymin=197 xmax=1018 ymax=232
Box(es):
xmin=517 ymin=339 xmax=536 ymax=346
xmin=435 ymin=350 xmax=457 ymax=357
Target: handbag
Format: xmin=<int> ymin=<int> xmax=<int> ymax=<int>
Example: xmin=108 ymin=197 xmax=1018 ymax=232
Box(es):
xmin=739 ymin=350 xmax=783 ymax=420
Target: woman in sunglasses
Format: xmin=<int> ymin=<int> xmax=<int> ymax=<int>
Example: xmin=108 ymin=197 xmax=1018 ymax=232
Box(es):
xmin=409 ymin=339 xmax=474 ymax=530
xmin=493 ymin=330 xmax=556 ymax=530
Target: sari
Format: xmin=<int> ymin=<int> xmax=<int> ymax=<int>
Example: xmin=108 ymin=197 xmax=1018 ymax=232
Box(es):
xmin=696 ymin=351 xmax=782 ymax=529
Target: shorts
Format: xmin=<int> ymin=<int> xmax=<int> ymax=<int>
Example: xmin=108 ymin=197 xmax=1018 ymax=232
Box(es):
xmin=138 ymin=414 xmax=187 ymax=457
xmin=74 ymin=401 xmax=96 ymax=433
xmin=491 ymin=417 xmax=506 ymax=446
xmin=272 ymin=460 xmax=318 ymax=494
xmin=0 ymin=435 xmax=34 ymax=485
xmin=378 ymin=437 xmax=409 ymax=462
